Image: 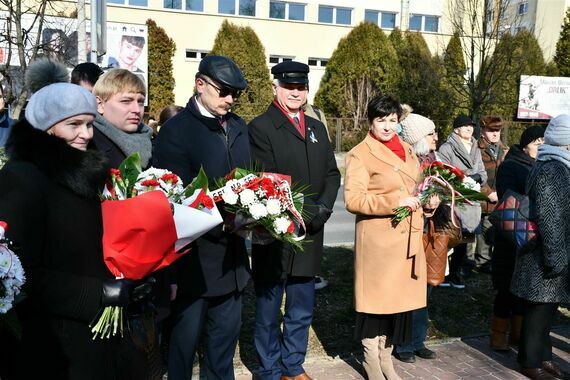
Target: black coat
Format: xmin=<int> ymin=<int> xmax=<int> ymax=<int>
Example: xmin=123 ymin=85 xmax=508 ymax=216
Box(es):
xmin=492 ymin=146 xmax=535 ymax=290
xmin=152 ymin=96 xmax=251 ymax=298
xmin=511 ymin=159 xmax=570 ymax=303
xmin=248 ymin=102 xmax=340 ymax=282
xmin=0 ymin=120 xmax=133 ymax=379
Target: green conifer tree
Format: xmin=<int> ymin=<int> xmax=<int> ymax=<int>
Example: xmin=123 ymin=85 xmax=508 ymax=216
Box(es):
xmin=210 ymin=20 xmax=273 ymax=119
xmin=314 ymin=22 xmax=400 ymax=130
xmin=146 ymin=19 xmax=176 ymax=119
xmin=554 ymin=8 xmax=570 ymax=76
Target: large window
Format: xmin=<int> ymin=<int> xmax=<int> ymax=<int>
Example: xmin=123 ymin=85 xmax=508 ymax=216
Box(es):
xmin=409 ymin=14 xmax=439 ymax=32
xmin=308 ymin=57 xmax=328 ymax=68
xmin=164 ymin=0 xmax=202 ymax=11
xmin=318 ymin=5 xmax=352 ymax=25
xmin=269 ymin=55 xmax=294 ymax=64
xmin=269 ymin=1 xmax=305 ymax=21
xmin=219 ymin=0 xmax=255 ymax=16
xmin=365 ymin=9 xmax=397 ymax=29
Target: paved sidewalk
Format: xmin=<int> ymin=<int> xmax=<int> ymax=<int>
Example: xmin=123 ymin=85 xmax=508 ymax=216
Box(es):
xmin=232 ymin=326 xmax=570 ymax=380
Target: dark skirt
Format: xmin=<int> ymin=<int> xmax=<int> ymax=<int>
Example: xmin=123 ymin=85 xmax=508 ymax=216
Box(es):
xmin=354 ymin=311 xmax=413 ymax=345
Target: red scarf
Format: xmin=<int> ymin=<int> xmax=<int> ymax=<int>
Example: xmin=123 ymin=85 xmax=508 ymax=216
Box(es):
xmin=273 ymin=100 xmax=305 ymax=138
xmin=369 ymin=132 xmax=406 ymax=162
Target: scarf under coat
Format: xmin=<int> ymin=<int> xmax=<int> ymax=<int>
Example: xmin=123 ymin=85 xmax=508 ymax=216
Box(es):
xmin=536 ymin=143 xmax=570 ymax=169
xmin=92 ymin=114 xmax=153 ymax=168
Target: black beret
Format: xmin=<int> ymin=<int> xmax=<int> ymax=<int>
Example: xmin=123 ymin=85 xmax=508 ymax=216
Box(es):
xmin=198 ymin=55 xmax=247 ymax=90
xmin=271 ymin=61 xmax=310 ymax=84
xmin=453 ymin=114 xmax=476 ymax=129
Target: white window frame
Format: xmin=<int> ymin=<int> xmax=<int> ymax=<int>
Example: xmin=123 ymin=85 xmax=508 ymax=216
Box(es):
xmin=269 ymin=55 xmax=295 ymax=65
xmin=218 ymin=0 xmax=256 ymax=16
xmin=408 ymin=14 xmax=440 ymax=33
xmin=308 ymin=57 xmax=329 ymax=68
xmin=318 ymin=5 xmax=352 ymax=26
xmin=269 ymin=1 xmax=306 ymax=21
xmin=364 ymin=10 xmax=397 ymax=29
xmin=185 ymin=49 xmax=209 ymax=61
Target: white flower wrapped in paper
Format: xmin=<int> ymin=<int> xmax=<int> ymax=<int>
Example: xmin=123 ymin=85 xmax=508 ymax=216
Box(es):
xmin=462 ymin=176 xmax=481 ymax=192
xmin=249 ymin=203 xmax=268 ymax=220
xmin=0 ymin=222 xmax=26 ymax=314
xmin=266 ymin=199 xmax=282 ymax=215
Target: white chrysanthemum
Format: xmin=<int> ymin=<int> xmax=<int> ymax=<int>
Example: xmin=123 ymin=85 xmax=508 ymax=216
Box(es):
xmin=222 ymin=188 xmax=239 ymax=205
xmin=266 ymin=199 xmax=282 ymax=215
xmin=239 ymin=189 xmax=256 ymax=206
xmin=249 ymin=203 xmax=268 ymax=220
xmin=273 ymin=216 xmax=291 ymax=234
xmin=462 ymin=176 xmax=481 ymax=191
xmin=138 ymin=167 xmax=168 ymax=179
xmin=0 ymin=244 xmax=25 ymax=314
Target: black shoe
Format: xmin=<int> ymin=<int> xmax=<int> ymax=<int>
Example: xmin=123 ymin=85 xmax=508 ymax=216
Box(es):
xmin=439 ymin=274 xmax=465 ymax=289
xmin=414 ymin=347 xmax=437 ymax=359
xmin=394 ymin=352 xmax=416 ymax=363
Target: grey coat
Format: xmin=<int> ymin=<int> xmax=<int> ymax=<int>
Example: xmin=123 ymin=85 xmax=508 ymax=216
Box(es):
xmin=438 ymin=133 xmax=487 ymax=233
xmin=510 ymin=160 xmax=570 ymax=303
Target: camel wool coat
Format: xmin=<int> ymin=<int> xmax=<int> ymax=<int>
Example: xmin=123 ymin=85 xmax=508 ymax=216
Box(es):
xmin=345 ymin=134 xmax=427 ymax=315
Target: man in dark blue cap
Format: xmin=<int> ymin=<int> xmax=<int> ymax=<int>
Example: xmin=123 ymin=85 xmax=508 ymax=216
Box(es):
xmin=153 ymin=55 xmax=251 ymax=380
xmin=249 ymin=61 xmax=340 ymax=380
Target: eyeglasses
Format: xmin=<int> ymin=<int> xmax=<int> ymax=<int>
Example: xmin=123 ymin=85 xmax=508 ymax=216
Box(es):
xmin=202 ymin=77 xmax=242 ymax=99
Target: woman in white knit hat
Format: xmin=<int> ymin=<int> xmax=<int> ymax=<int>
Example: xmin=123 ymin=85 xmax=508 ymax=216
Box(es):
xmin=393 ymin=110 xmax=440 ymax=364
xmin=0 ymin=79 xmax=155 ymax=378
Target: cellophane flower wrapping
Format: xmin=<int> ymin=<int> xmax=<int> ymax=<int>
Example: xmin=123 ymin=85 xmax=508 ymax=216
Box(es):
xmin=0 ymin=222 xmax=25 ymax=314
xmin=211 ymin=168 xmax=307 ymax=250
xmin=391 ymin=161 xmax=489 ymax=226
xmin=92 ymin=154 xmax=222 ymax=339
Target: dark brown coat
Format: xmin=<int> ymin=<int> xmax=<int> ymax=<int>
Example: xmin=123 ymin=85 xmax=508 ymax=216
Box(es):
xmin=478 ymin=137 xmax=508 ymax=213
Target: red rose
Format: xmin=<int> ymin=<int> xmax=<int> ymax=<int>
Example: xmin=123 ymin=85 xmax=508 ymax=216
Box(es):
xmin=141 ymin=179 xmax=160 ymax=187
xmin=261 ymin=177 xmax=276 ymax=197
xmin=287 ymin=220 xmax=295 ymax=234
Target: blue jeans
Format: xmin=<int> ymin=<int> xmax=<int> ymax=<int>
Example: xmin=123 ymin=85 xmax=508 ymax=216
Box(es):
xmin=254 ymin=276 xmax=315 ymax=380
xmin=395 ymin=286 xmax=432 ymax=354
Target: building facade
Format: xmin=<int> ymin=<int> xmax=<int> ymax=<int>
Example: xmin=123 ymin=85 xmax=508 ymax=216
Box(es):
xmin=102 ymin=0 xmax=448 ymax=105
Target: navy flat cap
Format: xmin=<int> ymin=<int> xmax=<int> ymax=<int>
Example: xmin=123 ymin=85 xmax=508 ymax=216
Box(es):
xmin=453 ymin=114 xmax=476 ymax=129
xmin=198 ymin=55 xmax=247 ymax=90
xmin=271 ymin=61 xmax=310 ymax=84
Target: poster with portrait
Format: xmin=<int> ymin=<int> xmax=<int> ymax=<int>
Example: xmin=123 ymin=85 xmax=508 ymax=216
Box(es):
xmin=100 ymin=22 xmax=148 ymax=93
xmin=517 ymin=75 xmax=570 ymax=120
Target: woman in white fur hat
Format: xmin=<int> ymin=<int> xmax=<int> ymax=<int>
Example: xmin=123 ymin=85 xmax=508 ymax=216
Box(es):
xmin=0 ymin=69 xmax=156 ymax=378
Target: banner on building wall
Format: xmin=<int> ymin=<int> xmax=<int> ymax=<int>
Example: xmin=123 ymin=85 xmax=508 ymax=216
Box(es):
xmin=517 ymin=75 xmax=570 ymax=120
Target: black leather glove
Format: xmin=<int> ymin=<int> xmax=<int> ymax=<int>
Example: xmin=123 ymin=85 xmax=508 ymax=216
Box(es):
xmin=131 ymin=276 xmax=156 ymax=303
xmin=102 ymin=279 xmax=134 ymax=307
xmin=468 ymin=174 xmax=483 ymax=184
xmin=307 ymin=203 xmax=333 ymax=234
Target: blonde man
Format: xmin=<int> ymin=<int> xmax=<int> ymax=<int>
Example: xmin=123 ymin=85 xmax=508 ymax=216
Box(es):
xmin=92 ymin=68 xmax=153 ymax=168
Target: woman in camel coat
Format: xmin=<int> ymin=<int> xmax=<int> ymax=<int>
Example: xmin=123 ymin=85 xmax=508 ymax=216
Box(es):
xmin=345 ymin=95 xmax=428 ymax=380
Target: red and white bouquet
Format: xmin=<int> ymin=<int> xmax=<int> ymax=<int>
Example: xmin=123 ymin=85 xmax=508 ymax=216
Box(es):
xmin=0 ymin=222 xmax=25 ymax=314
xmin=211 ymin=168 xmax=307 ymax=250
xmin=92 ymin=154 xmax=222 ymax=339
xmin=392 ymin=161 xmax=488 ymax=225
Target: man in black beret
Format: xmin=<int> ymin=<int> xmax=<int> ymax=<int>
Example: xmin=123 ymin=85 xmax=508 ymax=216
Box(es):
xmin=249 ymin=61 xmax=340 ymax=380
xmin=153 ymin=55 xmax=251 ymax=380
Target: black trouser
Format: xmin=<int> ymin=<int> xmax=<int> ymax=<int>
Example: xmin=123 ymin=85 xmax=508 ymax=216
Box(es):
xmin=449 ymin=243 xmax=467 ymax=276
xmin=493 ymin=289 xmax=525 ymax=318
xmin=518 ymin=301 xmax=559 ymax=368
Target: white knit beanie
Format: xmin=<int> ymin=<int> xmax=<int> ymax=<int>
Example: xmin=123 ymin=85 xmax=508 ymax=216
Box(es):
xmin=544 ymin=114 xmax=570 ymax=146
xmin=400 ymin=113 xmax=436 ymax=145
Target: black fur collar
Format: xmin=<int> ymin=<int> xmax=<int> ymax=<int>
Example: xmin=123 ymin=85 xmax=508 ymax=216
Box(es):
xmin=6 ymin=119 xmax=110 ymax=199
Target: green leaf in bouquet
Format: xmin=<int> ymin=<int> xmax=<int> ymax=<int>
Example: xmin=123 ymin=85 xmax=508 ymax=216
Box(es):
xmin=184 ymin=166 xmax=209 ymax=197
xmin=118 ymin=153 xmax=142 ymax=196
xmin=457 ymin=187 xmax=490 ymax=202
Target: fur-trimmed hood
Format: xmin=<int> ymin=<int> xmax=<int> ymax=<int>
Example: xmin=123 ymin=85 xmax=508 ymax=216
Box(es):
xmin=5 ymin=119 xmax=110 ymax=199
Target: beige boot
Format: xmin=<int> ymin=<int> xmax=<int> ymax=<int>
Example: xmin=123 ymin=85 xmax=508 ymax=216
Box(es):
xmin=509 ymin=315 xmax=522 ymax=346
xmin=490 ymin=316 xmax=510 ymax=351
xmin=378 ymin=335 xmax=402 ymax=380
xmin=361 ymin=337 xmax=386 ymax=380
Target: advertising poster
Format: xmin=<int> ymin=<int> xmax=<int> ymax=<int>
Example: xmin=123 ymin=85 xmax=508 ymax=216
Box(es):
xmin=517 ymin=75 xmax=570 ymax=120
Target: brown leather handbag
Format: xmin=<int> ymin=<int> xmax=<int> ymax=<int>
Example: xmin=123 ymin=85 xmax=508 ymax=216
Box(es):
xmin=423 ymin=219 xmax=450 ymax=286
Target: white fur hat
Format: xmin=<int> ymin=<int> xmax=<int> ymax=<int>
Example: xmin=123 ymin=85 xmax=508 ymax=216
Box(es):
xmin=400 ymin=113 xmax=436 ymax=145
